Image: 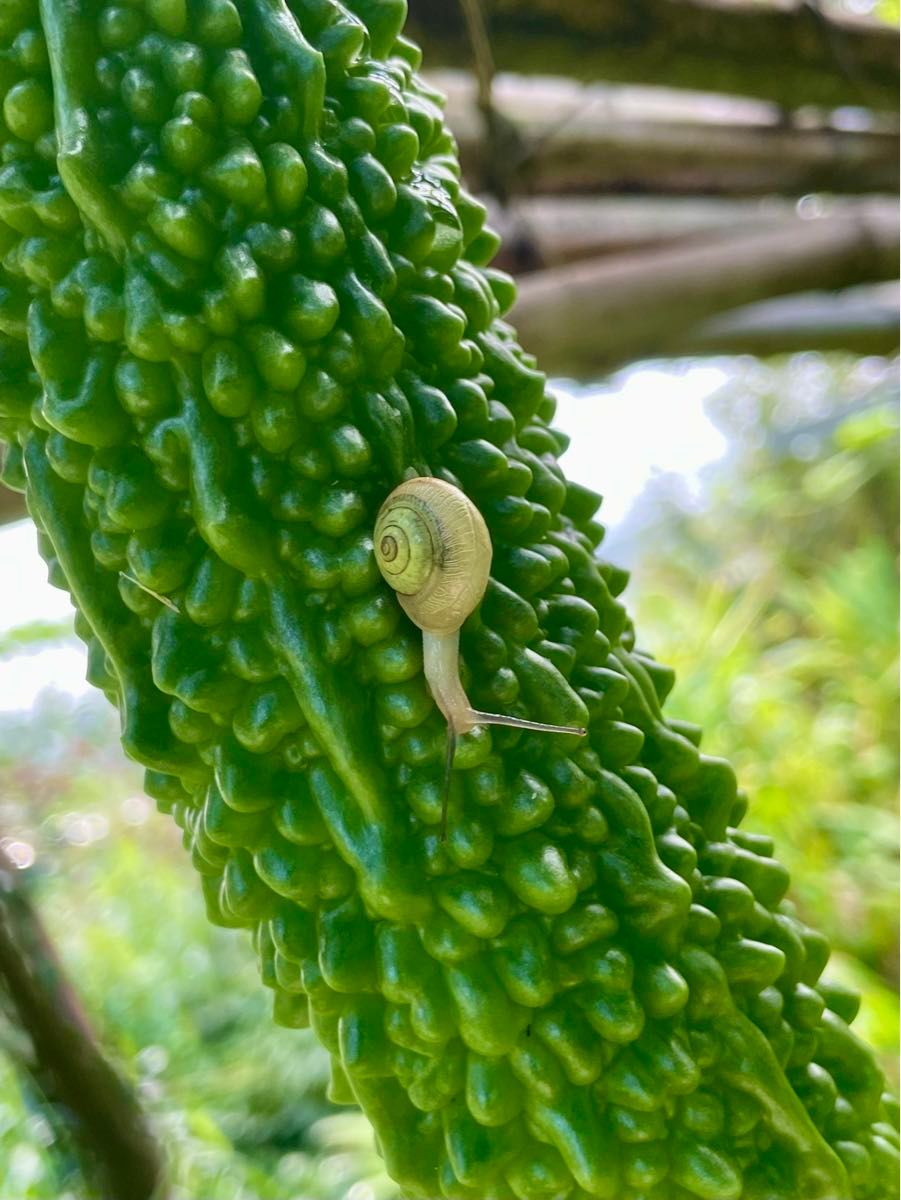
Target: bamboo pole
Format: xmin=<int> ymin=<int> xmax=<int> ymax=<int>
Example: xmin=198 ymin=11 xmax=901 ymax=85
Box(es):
xmin=409 ymin=0 xmax=899 ymax=112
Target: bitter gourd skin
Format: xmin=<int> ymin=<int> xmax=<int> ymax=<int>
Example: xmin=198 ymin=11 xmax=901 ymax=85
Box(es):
xmin=0 ymin=1 xmax=896 ymax=1197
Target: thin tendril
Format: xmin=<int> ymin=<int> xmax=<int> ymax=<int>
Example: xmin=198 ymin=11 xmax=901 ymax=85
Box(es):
xmin=440 ymin=725 xmax=457 ymax=843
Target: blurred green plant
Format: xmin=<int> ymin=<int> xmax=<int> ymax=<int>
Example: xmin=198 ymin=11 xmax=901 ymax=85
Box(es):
xmin=629 ymin=353 xmax=899 ymax=1079
xmin=0 ymin=620 xmax=73 ymax=660
xmin=874 ymin=0 xmax=900 ymax=26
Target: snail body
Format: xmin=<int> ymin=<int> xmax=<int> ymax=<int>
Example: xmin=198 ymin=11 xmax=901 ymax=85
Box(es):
xmin=374 ymin=477 xmax=586 ymax=832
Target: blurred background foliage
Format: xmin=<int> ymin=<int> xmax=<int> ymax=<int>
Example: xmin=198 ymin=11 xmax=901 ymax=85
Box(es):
xmin=628 ymin=353 xmax=899 ymax=1069
xmin=0 ymin=351 xmax=896 ymax=1196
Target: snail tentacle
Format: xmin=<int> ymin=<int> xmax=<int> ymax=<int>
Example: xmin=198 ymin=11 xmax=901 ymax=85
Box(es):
xmin=468 ymin=711 xmax=587 ymax=736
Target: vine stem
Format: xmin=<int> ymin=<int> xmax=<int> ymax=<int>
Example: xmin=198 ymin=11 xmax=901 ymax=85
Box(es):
xmin=0 ymin=845 xmax=167 ymax=1200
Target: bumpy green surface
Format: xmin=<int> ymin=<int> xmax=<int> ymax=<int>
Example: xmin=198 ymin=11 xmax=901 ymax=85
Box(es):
xmin=0 ymin=1 xmax=897 ymax=1197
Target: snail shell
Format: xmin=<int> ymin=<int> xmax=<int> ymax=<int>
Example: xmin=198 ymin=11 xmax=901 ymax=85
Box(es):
xmin=373 ymin=477 xmax=492 ymax=636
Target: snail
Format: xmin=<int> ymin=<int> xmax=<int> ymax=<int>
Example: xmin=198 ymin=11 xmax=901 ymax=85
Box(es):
xmin=374 ymin=476 xmax=586 ymax=837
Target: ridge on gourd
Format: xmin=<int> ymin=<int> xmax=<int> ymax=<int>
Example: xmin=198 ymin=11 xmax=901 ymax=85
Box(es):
xmin=0 ymin=1 xmax=896 ymax=1197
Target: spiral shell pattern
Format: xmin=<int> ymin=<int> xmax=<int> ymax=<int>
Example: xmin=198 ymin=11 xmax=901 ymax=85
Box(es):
xmin=374 ymin=478 xmax=492 ymax=636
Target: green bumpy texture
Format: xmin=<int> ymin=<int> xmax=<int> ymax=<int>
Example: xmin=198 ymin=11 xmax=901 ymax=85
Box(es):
xmin=0 ymin=1 xmax=897 ymax=1196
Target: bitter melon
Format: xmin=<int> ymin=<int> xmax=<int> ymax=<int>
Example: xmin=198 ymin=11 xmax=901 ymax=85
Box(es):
xmin=0 ymin=1 xmax=896 ymax=1196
